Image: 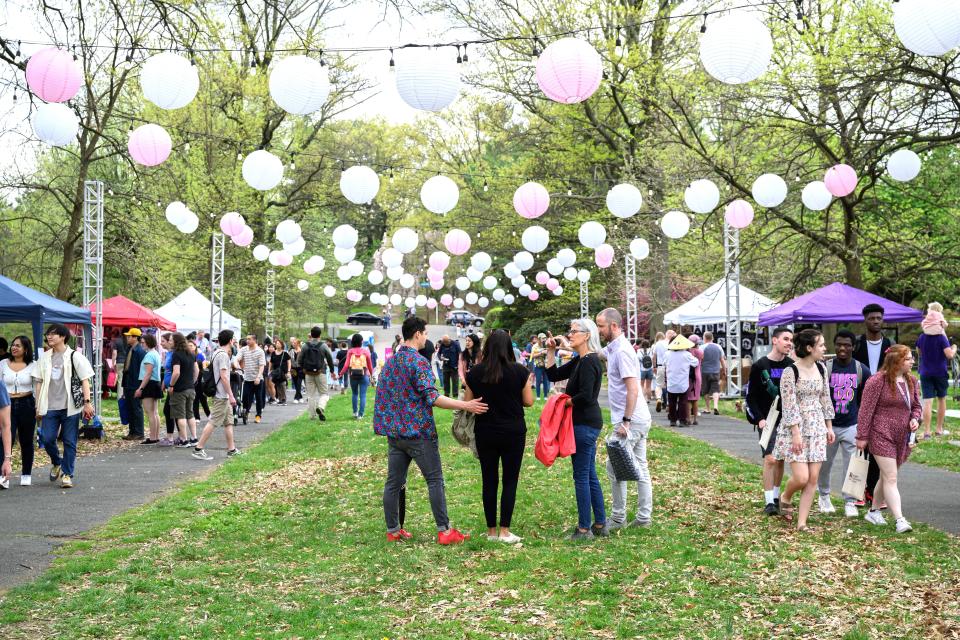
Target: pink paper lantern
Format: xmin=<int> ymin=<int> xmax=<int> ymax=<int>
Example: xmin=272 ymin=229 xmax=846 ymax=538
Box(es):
xmin=430 ymin=280 xmax=444 ymax=291
xmin=440 ymin=294 xmax=453 ymax=306
xmin=426 ymin=299 xmax=437 ymax=310
xmin=594 ymin=243 xmax=614 ymax=268
xmin=444 ymin=229 xmax=471 ymax=256
xmin=276 ymin=251 xmax=293 ymax=267
xmin=513 ymin=182 xmax=550 ymax=219
xmin=535 ymin=271 xmax=549 ymax=285
xmin=25 ymin=48 xmax=83 ymax=103
xmin=220 ymin=212 xmax=246 ymax=237
xmin=429 ymin=252 xmax=450 ymax=271
xmin=427 ymin=267 xmax=444 ymax=281
xmin=824 ymin=164 xmax=858 ymax=197
xmin=535 ymin=38 xmax=603 ymax=104
xmin=528 ymin=290 xmax=540 ymax=301
xmin=724 ymin=199 xmax=755 ymax=229
xmin=547 ymin=278 xmax=559 ymax=291
xmin=232 ymin=226 xmax=254 ymax=247
xmin=128 ymin=124 xmax=172 ymax=167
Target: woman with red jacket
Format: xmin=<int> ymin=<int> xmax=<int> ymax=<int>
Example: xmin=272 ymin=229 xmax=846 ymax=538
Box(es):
xmin=856 ymin=345 xmax=922 ymax=534
xmin=339 ymin=333 xmax=374 ymax=420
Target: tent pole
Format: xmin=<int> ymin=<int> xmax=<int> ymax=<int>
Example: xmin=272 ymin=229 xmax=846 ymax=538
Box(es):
xmin=210 ymin=232 xmax=225 ymax=340
xmin=624 ymin=254 xmax=638 ymax=340
xmin=82 ymin=180 xmax=104 ymax=418
xmin=265 ymin=269 xmax=276 ymax=341
xmin=579 ymin=279 xmax=589 ymax=319
xmin=724 ymin=223 xmax=742 ymax=397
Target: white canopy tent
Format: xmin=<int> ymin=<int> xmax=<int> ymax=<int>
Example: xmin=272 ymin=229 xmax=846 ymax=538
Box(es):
xmin=154 ymin=286 xmax=242 ymax=336
xmin=664 ymin=279 xmax=777 ymax=325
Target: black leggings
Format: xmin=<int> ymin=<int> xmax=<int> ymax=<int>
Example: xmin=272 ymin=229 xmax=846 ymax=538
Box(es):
xmin=163 ymin=390 xmax=175 ymax=435
xmin=475 ymin=429 xmax=526 ymax=529
xmin=2 ymin=396 xmax=36 ymax=475
xmin=292 ymin=369 xmax=303 ymax=400
xmin=193 ymin=382 xmax=210 ymax=420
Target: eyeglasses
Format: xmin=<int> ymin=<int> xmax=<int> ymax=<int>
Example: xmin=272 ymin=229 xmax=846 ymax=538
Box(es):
xmin=567 ymin=329 xmax=587 ymax=336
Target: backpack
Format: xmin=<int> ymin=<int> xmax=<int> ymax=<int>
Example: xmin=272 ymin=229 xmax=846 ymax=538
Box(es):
xmin=301 ymin=342 xmax=325 ymax=374
xmin=201 ymin=350 xmax=223 ymax=397
xmin=349 ymin=351 xmax=367 ymax=378
xmin=640 ymin=349 xmax=653 ymax=370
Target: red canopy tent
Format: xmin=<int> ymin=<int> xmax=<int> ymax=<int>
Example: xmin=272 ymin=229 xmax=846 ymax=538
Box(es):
xmin=91 ymin=295 xmax=177 ymax=330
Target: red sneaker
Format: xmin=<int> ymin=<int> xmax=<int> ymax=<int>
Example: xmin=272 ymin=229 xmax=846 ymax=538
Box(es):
xmin=437 ymin=528 xmax=470 ymax=545
xmin=386 ymin=530 xmax=409 ymax=542
xmin=397 ymin=528 xmax=412 ymax=539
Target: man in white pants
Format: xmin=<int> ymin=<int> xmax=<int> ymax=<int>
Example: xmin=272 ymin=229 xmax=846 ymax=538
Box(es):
xmin=596 ymin=308 xmax=654 ymax=529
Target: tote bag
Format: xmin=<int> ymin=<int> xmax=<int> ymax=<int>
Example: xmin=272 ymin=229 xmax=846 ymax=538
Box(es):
xmin=842 ymin=450 xmax=870 ymax=501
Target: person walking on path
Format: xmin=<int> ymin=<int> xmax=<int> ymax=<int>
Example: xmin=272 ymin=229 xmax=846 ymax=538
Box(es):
xmin=0 ymin=336 xmax=37 ymax=486
xmin=32 ymin=324 xmax=95 ymax=489
xmin=135 ymin=333 xmax=164 ymax=444
xmin=596 ymin=309 xmax=654 ymax=530
xmin=686 ymin=335 xmax=704 ymax=425
xmin=374 ymin=316 xmax=487 ymax=545
xmin=857 ymin=345 xmax=922 ymax=533
xmin=168 ymin=333 xmax=199 ymax=447
xmin=700 ymin=332 xmax=725 ymax=415
xmin=288 ymin=338 xmax=305 ymax=404
xmin=340 ymin=333 xmax=374 ymax=419
xmin=120 ymin=328 xmax=146 ymax=440
xmin=545 ymin=318 xmax=606 ymax=540
xmin=192 ymin=330 xmax=241 ymax=461
xmin=916 ymin=328 xmax=957 ymax=439
xmin=188 ymin=340 xmax=209 ymax=423
xmin=464 ymin=329 xmax=533 ymax=544
xmin=818 ymin=330 xmax=867 ymax=518
xmin=269 ymin=339 xmax=292 ymax=406
xmin=636 ymin=339 xmax=654 ymax=402
xmin=530 ymin=334 xmax=551 ymax=401
xmin=651 ymin=331 xmax=673 ymax=413
xmin=437 ymin=335 xmax=462 ymax=398
xmin=853 ymin=303 xmax=892 ymax=508
xmin=774 ymin=329 xmax=836 ymax=531
xmin=159 ymin=333 xmax=177 ymax=446
xmin=298 ymin=327 xmax=336 ymax=421
xmin=236 ymin=335 xmax=267 ymax=424
xmin=745 ymin=327 xmax=794 ymax=516
xmin=664 ymin=335 xmax=698 ymax=427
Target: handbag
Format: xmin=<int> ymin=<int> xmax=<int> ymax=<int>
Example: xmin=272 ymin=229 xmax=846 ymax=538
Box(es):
xmin=758 ymin=395 xmax=780 ymax=450
xmin=451 ymin=407 xmax=478 ymax=459
xmin=842 ymin=449 xmax=870 ymax=500
xmin=606 ymin=436 xmax=640 ymax=481
xmin=69 ymin=351 xmax=84 ymax=409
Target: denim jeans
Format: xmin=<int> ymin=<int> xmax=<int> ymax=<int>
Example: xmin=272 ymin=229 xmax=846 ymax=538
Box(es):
xmin=383 ymin=437 xmax=449 ymax=533
xmin=534 ymin=366 xmax=551 ymax=399
xmin=350 ymin=374 xmax=370 ymax=417
xmin=571 ymin=424 xmax=605 ymax=530
xmin=39 ymin=409 xmax=80 ymax=477
xmin=124 ymin=391 xmax=144 ymax=437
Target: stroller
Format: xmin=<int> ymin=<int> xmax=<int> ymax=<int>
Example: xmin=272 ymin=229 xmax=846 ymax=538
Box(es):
xmin=231 ymin=370 xmax=245 ymax=425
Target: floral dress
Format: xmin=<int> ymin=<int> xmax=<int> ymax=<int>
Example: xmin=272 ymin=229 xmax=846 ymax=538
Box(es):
xmin=773 ymin=365 xmax=835 ymax=463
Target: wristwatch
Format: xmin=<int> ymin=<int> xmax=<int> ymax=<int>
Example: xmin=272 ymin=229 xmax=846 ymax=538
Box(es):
xmin=622 ymin=418 xmax=631 ymax=423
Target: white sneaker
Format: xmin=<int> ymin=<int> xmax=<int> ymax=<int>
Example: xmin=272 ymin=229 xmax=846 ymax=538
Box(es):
xmin=864 ymin=509 xmax=887 ymax=526
xmin=844 ymin=502 xmax=858 ymax=518
xmin=895 ymin=518 xmax=913 ymax=533
xmin=486 ymin=534 xmax=500 ymax=542
xmin=818 ymin=494 xmax=836 ymax=513
xmin=20 ymin=475 xmax=31 ymax=486
xmin=0 ymin=476 xmax=8 ymax=490
xmin=498 ymin=533 xmax=522 ymax=544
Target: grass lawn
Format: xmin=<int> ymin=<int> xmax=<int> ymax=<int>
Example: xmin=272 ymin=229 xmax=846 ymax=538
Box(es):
xmin=2 ymin=394 xmax=959 ymax=639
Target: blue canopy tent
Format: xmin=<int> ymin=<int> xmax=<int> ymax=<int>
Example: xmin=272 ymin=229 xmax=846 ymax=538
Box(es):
xmin=0 ymin=274 xmax=93 ymax=357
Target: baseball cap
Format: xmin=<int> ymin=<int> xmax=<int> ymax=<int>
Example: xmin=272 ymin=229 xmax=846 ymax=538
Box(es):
xmin=123 ymin=328 xmax=142 ymax=337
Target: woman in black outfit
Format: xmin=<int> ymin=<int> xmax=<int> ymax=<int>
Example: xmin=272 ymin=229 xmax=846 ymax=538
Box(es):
xmin=464 ymin=330 xmax=534 ymax=544
xmin=545 ymin=317 xmax=606 ymax=540
xmin=270 ymin=339 xmax=292 ymax=406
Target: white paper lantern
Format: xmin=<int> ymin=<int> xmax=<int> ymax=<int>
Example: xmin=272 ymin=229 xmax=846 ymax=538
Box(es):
xmin=32 ymin=103 xmax=78 ymax=146
xmin=511 ymin=275 xmax=526 ymax=288
xmin=303 ymin=255 xmax=325 ymax=274
xmin=399 ymin=273 xmax=416 ymax=289
xmin=420 ymin=175 xmax=460 ymax=214
xmin=323 ymin=285 xmax=336 ymax=298
xmin=392 ymin=227 xmax=419 ymax=254
xmin=629 ymin=238 xmax=650 ymax=261
xmin=699 ymin=14 xmax=773 ymax=85
xmin=453 ymin=297 xmax=465 ymax=309
xmin=283 ymin=237 xmax=306 ymax=257
xmin=368 ymin=269 xmax=385 ymax=285
xmin=801 ymin=181 xmax=833 ymax=211
xmin=165 ymin=201 xmax=189 ymax=227
xmin=242 ymin=150 xmax=284 ymax=191
xmin=513 ymin=251 xmax=535 ymax=272
xmin=340 ymin=165 xmax=380 ymax=205
xmin=268 ymin=250 xmax=282 ymax=266
xmin=521 ymin=226 xmax=550 ymax=253
xmin=556 ymin=248 xmax=577 ymax=268
xmin=275 ymin=219 xmax=302 ymax=244
xmin=546 ymin=259 xmax=563 ymax=276
xmin=751 ymin=173 xmax=788 ymax=208
xmin=553 ymin=286 xmax=564 ymax=296
xmin=332 ymin=224 xmax=358 ymax=249
xmin=381 ymin=247 xmax=404 ymax=269
xmin=578 ymin=221 xmax=606 ymax=249
xmin=493 ymin=289 xmax=505 ymax=301
xmin=140 ymin=52 xmax=199 ymax=110
xmin=395 ymin=48 xmax=460 ymax=111
xmin=415 ymin=294 xmax=428 ymax=307
xmin=269 ymin=55 xmax=330 ymax=115
xmin=478 ymin=297 xmax=489 ymax=308
xmin=503 ymin=262 xmax=521 ymax=279
xmin=503 ymin=294 xmax=515 ymax=305
xmin=252 ymin=244 xmax=271 ymax=262
xmin=466 ymin=267 xmax=483 ymax=282
xmin=465 ymin=292 xmax=479 ymax=305
xmin=177 ymin=212 xmax=199 ymax=234
xmin=577 ymin=269 xmax=591 ymax=283
xmin=470 ymin=252 xmax=492 ymax=272
xmin=337 ymin=265 xmax=352 ymax=281
xmin=386 ymin=266 xmax=405 ymax=281
xmin=404 ymin=297 xmax=415 ymax=309
xmin=297 ymin=279 xmax=309 ymax=291
xmin=660 ymin=210 xmax=690 ymax=239
xmin=893 ymin=0 xmax=960 ymax=57
xmin=347 ymin=260 xmax=364 ymax=277
xmin=518 ymin=284 xmax=532 ymax=297
xmin=390 ymin=294 xmax=402 ymax=306
xmin=887 ymin=149 xmax=922 ymax=182
xmin=347 ymin=290 xmax=364 ymax=303
xmin=563 ymin=266 xmax=578 ymax=281
xmin=334 ymin=246 xmax=356 ymax=264
xmin=684 ymin=179 xmax=721 ymax=214
xmin=455 ymin=276 xmax=470 ymax=291
xmin=606 ymin=183 xmax=643 ymax=218
xmin=482 ymin=275 xmax=497 ymax=290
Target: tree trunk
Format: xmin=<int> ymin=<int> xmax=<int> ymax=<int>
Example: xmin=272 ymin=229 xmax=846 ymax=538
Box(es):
xmin=56 ymin=162 xmax=91 ymax=302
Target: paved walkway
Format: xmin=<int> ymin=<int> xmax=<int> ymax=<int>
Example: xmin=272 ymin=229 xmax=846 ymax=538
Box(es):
xmin=0 ymin=402 xmax=304 ymax=591
xmin=637 ymin=394 xmax=960 ymax=535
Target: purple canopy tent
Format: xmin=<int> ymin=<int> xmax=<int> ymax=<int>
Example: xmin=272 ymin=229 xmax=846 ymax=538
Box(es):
xmin=758 ymin=282 xmax=922 ymax=327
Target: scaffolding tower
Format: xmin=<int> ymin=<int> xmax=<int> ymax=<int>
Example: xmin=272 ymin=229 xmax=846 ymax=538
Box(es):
xmin=624 ymin=255 xmax=638 ymax=340
xmin=210 ymin=232 xmax=225 ymax=339
xmin=82 ymin=180 xmax=104 ymax=417
xmin=579 ymin=279 xmax=589 ymax=319
xmin=265 ymin=269 xmax=276 ymax=340
xmin=724 ymin=223 xmax=743 ymax=396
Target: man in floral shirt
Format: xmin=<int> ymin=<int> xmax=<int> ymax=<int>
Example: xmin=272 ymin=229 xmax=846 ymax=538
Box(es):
xmin=374 ymin=316 xmax=488 ymax=544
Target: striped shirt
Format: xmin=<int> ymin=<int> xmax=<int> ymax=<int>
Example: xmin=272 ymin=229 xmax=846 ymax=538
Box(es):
xmin=236 ymin=345 xmax=266 ymax=382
